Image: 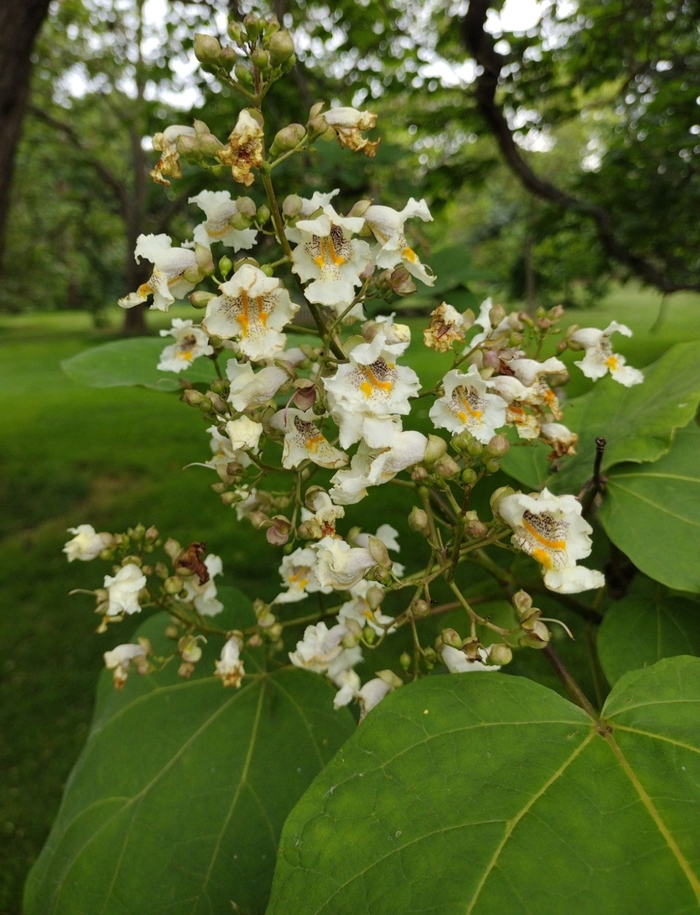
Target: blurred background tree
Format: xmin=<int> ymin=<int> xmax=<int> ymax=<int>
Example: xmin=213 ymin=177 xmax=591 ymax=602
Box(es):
xmin=1 ymin=0 xmax=698 ymax=327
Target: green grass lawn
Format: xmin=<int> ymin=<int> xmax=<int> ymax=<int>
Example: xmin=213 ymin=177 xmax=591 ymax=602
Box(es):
xmin=1 ymin=285 xmax=699 ymax=914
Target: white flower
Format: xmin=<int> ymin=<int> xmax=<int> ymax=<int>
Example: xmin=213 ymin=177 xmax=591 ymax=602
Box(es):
xmin=329 ymin=432 xmax=427 ymax=505
xmin=299 ymin=490 xmax=345 ymax=539
xmin=323 ymin=106 xmax=379 ymax=157
xmin=217 ymin=108 xmax=264 ymax=186
xmin=497 ymin=488 xmax=606 ymax=594
xmin=226 ymin=359 xmax=293 ymax=411
xmin=104 ymin=640 xmax=150 ymax=689
xmin=63 ymin=524 xmax=113 ymax=562
xmin=157 ymin=319 xmax=213 ymax=373
xmin=323 ymin=351 xmax=420 ymax=449
xmin=332 ymin=668 xmax=361 ymax=709
xmin=506 ymin=356 xmax=567 ymax=387
xmin=289 ymin=621 xmax=363 ymax=678
xmin=225 ymin=416 xmax=263 ymax=454
xmin=357 ymin=672 xmax=402 ymax=719
xmin=570 ymin=322 xmax=644 ymax=386
xmin=467 ymin=298 xmax=512 ymax=348
xmin=203 ymin=264 xmax=299 ymax=361
xmin=150 ymin=125 xmax=196 ymax=185
xmin=429 ymin=366 xmax=507 ymax=444
xmin=291 ymin=202 xmax=372 ymax=314
xmin=118 ymin=234 xmax=202 ymax=312
xmin=215 ymin=636 xmax=245 ymax=687
xmin=103 ymin=563 xmax=147 ymax=616
xmin=540 ymin=422 xmax=578 ymax=459
xmin=269 ymin=408 xmax=348 ymax=470
xmin=337 ymin=580 xmax=396 ymax=635
xmin=202 ymin=425 xmax=251 ymax=481
xmin=441 ymin=644 xmax=501 ymax=673
xmin=364 ymin=199 xmax=435 ymax=286
xmin=274 ymin=547 xmax=332 ymax=604
xmin=424 ymin=302 xmax=467 ymax=351
xmin=181 ymin=554 xmax=224 ymax=617
xmin=314 ymin=536 xmax=378 ymax=590
xmin=189 ymin=190 xmax=257 ymax=251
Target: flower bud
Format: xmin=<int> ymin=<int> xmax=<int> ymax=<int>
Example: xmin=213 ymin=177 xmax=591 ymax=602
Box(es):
xmin=411 ymin=465 xmax=429 ymax=483
xmin=367 ymin=535 xmax=392 ymax=570
xmin=341 ymin=630 xmax=359 ymax=649
xmin=256 ymin=204 xmax=271 ymax=225
xmin=389 ymin=265 xmax=417 ymax=296
xmin=363 ymin=626 xmax=377 ymax=645
xmin=512 ymin=589 xmax=533 ymax=617
xmin=490 ymin=485 xmax=516 ymax=518
xmin=250 ymin=48 xmax=270 ymax=70
xmin=266 ymin=515 xmax=292 ymax=546
xmin=461 ymin=468 xmax=478 ymax=486
xmin=234 ymin=62 xmax=253 ymax=85
xmin=423 ymin=434 xmax=447 ymax=466
xmin=182 ymin=389 xmax=206 ymax=406
xmin=243 ymin=13 xmax=263 ymax=39
xmin=228 ymin=21 xmax=244 ymax=43
xmin=489 ymin=303 xmax=506 ymax=326
xmin=408 ymin=506 xmax=430 ymax=535
xmin=194 ymin=33 xmax=222 ymax=65
xmin=377 ymin=669 xmax=403 ymax=689
xmin=283 ymin=194 xmax=303 ymax=217
xmin=489 ymin=643 xmax=513 ymax=666
xmin=434 ymin=455 xmax=461 ymax=479
xmin=441 ymin=628 xmax=463 ymax=649
xmin=306 ymin=113 xmax=329 ymax=139
xmin=270 ymin=123 xmax=306 ymax=157
xmin=485 ymin=434 xmax=509 ymax=458
xmin=164 ymin=575 xmax=184 ymax=595
xmin=483 ymin=457 xmax=501 ymax=474
xmin=189 ymin=290 xmax=214 ymax=309
xmin=268 ymin=30 xmax=295 ymax=66
xmin=399 ymin=651 xmax=412 ymax=672
xmin=409 ymin=598 xmax=430 ymax=618
xmin=463 ymin=511 xmax=487 ymax=539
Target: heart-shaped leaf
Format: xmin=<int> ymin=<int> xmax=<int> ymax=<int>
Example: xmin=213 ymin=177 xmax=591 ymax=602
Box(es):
xmin=267 ymin=657 xmax=700 ymax=915
xmin=599 ymin=422 xmax=700 ymax=592
xmin=24 ymin=593 xmax=355 ymax=915
xmin=598 ymin=582 xmax=700 ymax=685
xmin=62 ymin=337 xmax=217 ymax=392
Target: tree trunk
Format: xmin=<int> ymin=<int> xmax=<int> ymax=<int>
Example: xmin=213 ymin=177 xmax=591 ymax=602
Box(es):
xmin=0 ymin=0 xmax=52 ymax=268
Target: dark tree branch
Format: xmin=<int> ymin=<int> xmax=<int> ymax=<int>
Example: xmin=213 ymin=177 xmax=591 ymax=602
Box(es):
xmin=461 ymin=0 xmax=700 ymax=295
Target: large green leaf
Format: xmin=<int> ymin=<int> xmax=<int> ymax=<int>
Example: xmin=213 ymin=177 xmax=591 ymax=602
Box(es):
xmin=500 ymin=341 xmax=700 ymax=494
xmin=24 ymin=594 xmax=354 ymax=915
xmin=267 ymin=656 xmax=700 ymax=915
xmin=598 ymin=582 xmax=700 ymax=686
xmin=599 ymin=422 xmax=700 ymax=592
xmin=62 ymin=338 xmax=217 ymax=392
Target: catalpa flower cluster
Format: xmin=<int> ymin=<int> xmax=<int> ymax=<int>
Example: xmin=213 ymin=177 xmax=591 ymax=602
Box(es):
xmin=68 ymin=80 xmax=647 ymax=716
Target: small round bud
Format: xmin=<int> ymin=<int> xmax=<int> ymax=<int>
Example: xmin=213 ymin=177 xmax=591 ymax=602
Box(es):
xmin=256 ymin=205 xmax=271 ymax=225
xmin=341 ymin=631 xmax=359 ymax=649
xmin=411 ymin=465 xmax=429 ymax=483
xmin=408 ymin=506 xmax=430 ymax=535
xmin=489 ymin=643 xmax=513 ymax=666
xmin=220 ymin=491 xmax=238 ymax=506
xmin=194 ymin=33 xmax=222 ymax=65
xmin=228 ymin=21 xmax=244 ymax=43
xmin=363 ymin=626 xmax=377 ymax=645
xmin=434 ymin=455 xmax=461 ymax=479
xmin=399 ymin=652 xmax=412 ymax=672
xmin=218 ymin=255 xmax=233 ymax=278
xmin=234 ymin=62 xmax=253 ymax=85
xmin=441 ymin=628 xmax=463 ymax=649
xmin=490 ymin=485 xmax=516 ymax=518
xmin=189 ymin=291 xmax=214 ymax=310
xmin=242 ymin=13 xmax=263 ymax=39
xmin=460 ymin=468 xmax=478 ymax=486
xmin=182 ymin=389 xmax=206 ymax=406
xmin=512 ymin=590 xmax=533 ymax=617
xmin=483 ymin=457 xmax=501 ymax=474
xmin=485 ymin=434 xmax=509 ymax=458
xmin=283 ymin=194 xmax=303 ymax=217
xmin=164 ymin=576 xmax=184 ymax=595
xmin=268 ymin=30 xmax=295 ymax=66
xmin=251 ymin=47 xmax=270 ymax=70
xmin=423 ymin=434 xmax=447 ymax=466
xmin=235 ymin=196 xmax=256 ymax=219
xmin=270 ymin=123 xmax=306 ymax=157
xmin=409 ymin=598 xmax=430 ymax=618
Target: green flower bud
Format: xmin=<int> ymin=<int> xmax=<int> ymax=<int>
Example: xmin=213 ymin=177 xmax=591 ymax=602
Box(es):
xmin=219 ymin=255 xmax=233 ymax=278
xmin=182 ymin=389 xmax=206 ymax=406
xmin=251 ymin=47 xmax=270 ymax=69
xmin=408 ymin=506 xmax=430 ymax=535
xmin=228 ymin=21 xmax=244 ymax=43
xmin=306 ymin=113 xmax=329 ymax=139
xmin=243 ymin=13 xmax=263 ymax=39
xmin=341 ymin=631 xmax=359 ymax=649
xmin=485 ymin=434 xmax=509 ymax=458
xmin=269 ymin=123 xmax=306 ymax=156
xmin=483 ymin=457 xmax=501 ymax=474
xmin=234 ymin=62 xmax=253 ymax=85
xmin=194 ymin=33 xmax=222 ymax=65
xmin=441 ymin=628 xmax=463 ymax=649
xmin=399 ymin=652 xmax=412 ymax=672
xmin=368 ymin=535 xmax=392 ymax=570
xmin=461 ymin=468 xmax=478 ymax=486
xmin=268 ymin=30 xmax=295 ymax=66
xmin=256 ymin=204 xmax=271 ymax=225
xmin=363 ymin=626 xmax=377 ymax=645
xmin=489 ymin=643 xmax=513 ymax=666
xmin=423 ymin=434 xmax=448 ymax=466
xmin=434 ymin=455 xmax=461 ymax=479
xmin=283 ymin=194 xmax=303 ymax=217
xmin=164 ymin=576 xmax=185 ymax=595
xmin=409 ymin=598 xmax=430 ymax=618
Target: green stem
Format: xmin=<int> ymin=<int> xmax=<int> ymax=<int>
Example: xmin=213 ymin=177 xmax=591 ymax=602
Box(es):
xmin=543 ymin=645 xmax=599 ymax=719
